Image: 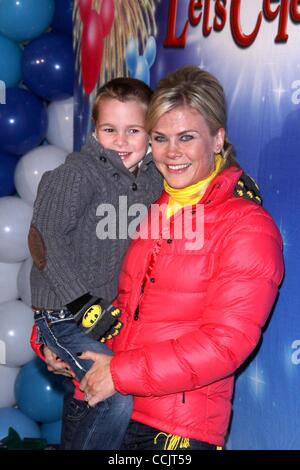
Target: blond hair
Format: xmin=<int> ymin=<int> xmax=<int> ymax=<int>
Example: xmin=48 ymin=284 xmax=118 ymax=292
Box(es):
xmin=146 ymin=66 xmax=239 ymax=169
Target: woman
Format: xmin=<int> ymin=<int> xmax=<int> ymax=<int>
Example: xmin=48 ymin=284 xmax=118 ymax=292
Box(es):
xmin=76 ymin=66 xmax=284 ymax=449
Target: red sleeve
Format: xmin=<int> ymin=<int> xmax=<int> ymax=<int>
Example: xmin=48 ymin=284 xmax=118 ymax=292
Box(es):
xmin=30 ymin=324 xmax=46 ymax=361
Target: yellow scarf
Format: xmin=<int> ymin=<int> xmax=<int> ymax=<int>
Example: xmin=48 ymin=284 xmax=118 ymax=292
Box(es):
xmin=164 ymin=154 xmax=223 ymax=219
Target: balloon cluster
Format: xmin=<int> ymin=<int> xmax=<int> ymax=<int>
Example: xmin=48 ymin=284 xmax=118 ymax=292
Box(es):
xmin=125 ymin=36 xmax=157 ymax=85
xmin=0 ymin=0 xmax=74 ymax=446
xmin=79 ymin=0 xmax=115 ymax=94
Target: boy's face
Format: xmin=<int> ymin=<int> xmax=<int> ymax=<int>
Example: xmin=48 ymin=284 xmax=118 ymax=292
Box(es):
xmin=95 ymin=97 xmax=149 ymax=172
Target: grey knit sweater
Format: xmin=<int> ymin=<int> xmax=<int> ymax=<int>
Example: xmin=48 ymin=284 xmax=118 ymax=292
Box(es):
xmin=29 ymin=135 xmax=163 ymax=309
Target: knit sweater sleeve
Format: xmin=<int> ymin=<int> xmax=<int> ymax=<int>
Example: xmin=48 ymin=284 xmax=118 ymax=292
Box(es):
xmin=30 ymin=164 xmax=94 ymax=305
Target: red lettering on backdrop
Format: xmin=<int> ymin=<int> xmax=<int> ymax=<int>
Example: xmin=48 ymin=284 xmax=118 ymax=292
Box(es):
xmin=230 ymin=0 xmax=262 ymax=47
xmin=291 ymin=0 xmax=300 ymax=21
xmin=163 ymin=0 xmax=299 ymax=50
xmin=203 ymin=0 xmax=212 ymax=36
xmin=189 ymin=0 xmax=203 ymax=27
xmin=164 ymin=0 xmax=189 ymax=47
xmin=214 ymin=0 xmax=227 ymax=31
xmin=263 ymin=0 xmax=289 ymax=42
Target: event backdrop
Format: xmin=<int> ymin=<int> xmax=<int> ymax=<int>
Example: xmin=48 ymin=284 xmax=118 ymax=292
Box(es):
xmin=0 ymin=0 xmax=74 ymax=445
xmin=73 ymin=0 xmax=300 ymax=449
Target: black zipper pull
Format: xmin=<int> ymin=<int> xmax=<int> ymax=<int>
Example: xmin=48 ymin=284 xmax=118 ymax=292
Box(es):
xmin=134 ymin=305 xmax=140 ymax=321
xmin=182 ymin=392 xmax=185 ymax=403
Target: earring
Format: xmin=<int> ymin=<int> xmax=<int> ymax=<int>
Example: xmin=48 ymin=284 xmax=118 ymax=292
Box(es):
xmin=215 ymin=147 xmax=224 ymax=156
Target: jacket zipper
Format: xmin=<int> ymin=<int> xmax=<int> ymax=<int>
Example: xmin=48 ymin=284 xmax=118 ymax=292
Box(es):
xmin=134 ymin=285 xmax=144 ymax=321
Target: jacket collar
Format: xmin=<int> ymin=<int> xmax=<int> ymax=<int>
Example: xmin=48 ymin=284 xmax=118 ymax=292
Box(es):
xmin=158 ymin=167 xmax=243 ymax=207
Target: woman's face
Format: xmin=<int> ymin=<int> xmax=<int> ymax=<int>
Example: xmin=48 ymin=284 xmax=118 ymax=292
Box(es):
xmin=150 ymin=105 xmax=224 ymax=188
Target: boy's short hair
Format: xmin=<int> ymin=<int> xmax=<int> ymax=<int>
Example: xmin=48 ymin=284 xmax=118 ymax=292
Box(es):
xmin=92 ymin=77 xmax=153 ymax=123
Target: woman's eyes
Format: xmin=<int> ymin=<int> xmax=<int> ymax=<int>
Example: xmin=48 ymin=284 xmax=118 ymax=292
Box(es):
xmin=153 ymin=134 xmax=194 ymax=143
xmin=153 ymin=135 xmax=167 ymax=143
xmin=180 ymin=134 xmax=194 ymax=142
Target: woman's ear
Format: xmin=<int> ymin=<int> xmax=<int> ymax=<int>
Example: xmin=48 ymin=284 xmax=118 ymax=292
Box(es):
xmin=214 ymin=128 xmax=225 ymax=153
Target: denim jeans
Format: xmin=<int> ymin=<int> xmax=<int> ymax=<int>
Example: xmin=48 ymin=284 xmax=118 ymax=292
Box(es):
xmin=34 ymin=310 xmax=132 ymax=450
xmin=61 ymin=379 xmax=132 ymax=450
xmin=120 ymin=420 xmax=218 ymax=450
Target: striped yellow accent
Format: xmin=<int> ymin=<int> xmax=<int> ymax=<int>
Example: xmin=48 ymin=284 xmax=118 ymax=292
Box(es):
xmin=154 ymin=431 xmax=190 ymax=450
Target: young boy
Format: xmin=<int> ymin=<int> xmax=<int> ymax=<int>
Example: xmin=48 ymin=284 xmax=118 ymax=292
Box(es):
xmin=29 ymin=77 xmax=163 ymax=449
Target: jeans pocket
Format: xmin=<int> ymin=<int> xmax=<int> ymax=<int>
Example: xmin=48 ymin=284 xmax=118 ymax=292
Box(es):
xmin=65 ymin=398 xmax=90 ymax=422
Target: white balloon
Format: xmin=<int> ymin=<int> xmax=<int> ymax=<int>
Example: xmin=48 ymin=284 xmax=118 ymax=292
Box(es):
xmin=0 ymin=197 xmax=33 ymax=263
xmin=14 ymin=145 xmax=67 ymax=206
xmin=0 ymin=364 xmax=20 ymax=407
xmin=0 ymin=300 xmax=35 ymax=367
xmin=46 ymin=97 xmax=74 ymax=153
xmin=17 ymin=257 xmax=33 ymax=307
xmin=0 ymin=262 xmax=22 ymax=303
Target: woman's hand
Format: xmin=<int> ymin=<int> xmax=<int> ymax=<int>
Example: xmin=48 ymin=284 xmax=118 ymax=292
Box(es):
xmin=79 ymin=351 xmax=116 ymax=407
xmin=43 ymin=346 xmax=75 ymax=378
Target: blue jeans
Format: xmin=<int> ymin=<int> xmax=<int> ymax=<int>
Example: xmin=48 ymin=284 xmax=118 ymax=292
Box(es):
xmin=120 ymin=420 xmax=218 ymax=450
xmin=34 ymin=310 xmax=132 ymax=449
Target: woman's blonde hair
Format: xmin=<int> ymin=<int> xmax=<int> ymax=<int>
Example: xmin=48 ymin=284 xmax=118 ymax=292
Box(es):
xmin=146 ymin=66 xmax=239 ymax=169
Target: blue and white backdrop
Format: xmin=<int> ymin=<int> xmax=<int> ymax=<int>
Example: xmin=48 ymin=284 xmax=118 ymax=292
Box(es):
xmin=74 ymin=0 xmax=300 ymax=449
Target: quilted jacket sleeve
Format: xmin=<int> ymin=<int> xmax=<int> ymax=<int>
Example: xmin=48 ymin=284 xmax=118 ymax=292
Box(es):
xmin=111 ymin=210 xmax=284 ymax=397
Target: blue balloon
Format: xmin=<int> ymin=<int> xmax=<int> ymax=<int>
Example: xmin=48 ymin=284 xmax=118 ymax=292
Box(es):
xmin=52 ymin=0 xmax=73 ymax=36
xmin=144 ymin=36 xmax=157 ymax=68
xmin=0 ymin=407 xmax=41 ymax=440
xmin=0 ymin=153 xmax=19 ymax=196
xmin=0 ymin=34 xmax=22 ymax=88
xmin=0 ymin=0 xmax=55 ymax=42
xmin=15 ymin=358 xmax=64 ymax=424
xmin=0 ymin=88 xmax=47 ymax=155
xmin=22 ymin=32 xmax=74 ymax=101
xmin=40 ymin=420 xmax=62 ymax=445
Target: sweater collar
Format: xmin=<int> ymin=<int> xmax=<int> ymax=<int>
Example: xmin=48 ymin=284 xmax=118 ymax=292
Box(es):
xmin=82 ymin=133 xmax=154 ymax=176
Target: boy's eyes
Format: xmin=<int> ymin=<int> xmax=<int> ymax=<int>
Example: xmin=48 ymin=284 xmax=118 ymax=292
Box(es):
xmin=101 ymin=127 xmax=141 ymax=135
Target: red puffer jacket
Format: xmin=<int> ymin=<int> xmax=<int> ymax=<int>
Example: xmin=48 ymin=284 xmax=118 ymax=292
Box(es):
xmin=110 ymin=167 xmax=284 ymax=446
